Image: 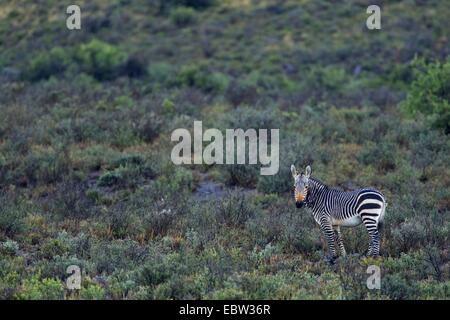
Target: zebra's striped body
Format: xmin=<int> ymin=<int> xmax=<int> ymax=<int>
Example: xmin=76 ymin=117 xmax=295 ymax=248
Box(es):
xmin=291 ymin=165 xmax=387 ymax=261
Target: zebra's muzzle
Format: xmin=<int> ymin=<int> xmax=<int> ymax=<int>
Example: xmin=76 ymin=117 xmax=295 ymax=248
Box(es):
xmin=295 ymin=201 xmax=304 ymax=208
xmin=294 ymin=192 xmax=305 ymax=208
xmin=295 ymin=192 xmax=305 ymax=202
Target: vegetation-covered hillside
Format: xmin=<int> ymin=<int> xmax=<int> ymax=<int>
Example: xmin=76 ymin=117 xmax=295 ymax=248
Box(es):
xmin=0 ymin=0 xmax=449 ymax=299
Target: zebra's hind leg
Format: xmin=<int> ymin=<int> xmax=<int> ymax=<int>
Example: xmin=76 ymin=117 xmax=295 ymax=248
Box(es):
xmin=369 ymin=229 xmax=380 ymax=257
xmin=363 ymin=218 xmax=381 ymax=257
xmin=334 ymin=226 xmax=346 ymax=257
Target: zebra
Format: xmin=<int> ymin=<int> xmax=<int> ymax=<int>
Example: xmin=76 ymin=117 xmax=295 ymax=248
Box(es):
xmin=291 ymin=164 xmax=387 ymax=263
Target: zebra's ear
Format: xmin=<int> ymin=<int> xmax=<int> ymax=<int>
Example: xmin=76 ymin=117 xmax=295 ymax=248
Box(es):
xmin=291 ymin=165 xmax=297 ymax=177
xmin=305 ymin=165 xmax=311 ymax=178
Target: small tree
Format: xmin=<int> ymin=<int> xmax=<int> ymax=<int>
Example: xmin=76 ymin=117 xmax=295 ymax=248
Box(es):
xmin=401 ymin=58 xmax=450 ymax=133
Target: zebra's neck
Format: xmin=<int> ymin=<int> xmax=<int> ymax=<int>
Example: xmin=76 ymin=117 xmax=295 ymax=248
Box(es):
xmin=306 ymin=177 xmax=329 ymax=211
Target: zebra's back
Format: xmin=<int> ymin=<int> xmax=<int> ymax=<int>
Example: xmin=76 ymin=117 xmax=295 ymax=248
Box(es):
xmin=327 ymin=188 xmax=386 ymax=227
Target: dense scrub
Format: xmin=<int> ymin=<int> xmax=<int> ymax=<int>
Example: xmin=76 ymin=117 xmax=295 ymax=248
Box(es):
xmin=0 ymin=0 xmax=449 ymax=299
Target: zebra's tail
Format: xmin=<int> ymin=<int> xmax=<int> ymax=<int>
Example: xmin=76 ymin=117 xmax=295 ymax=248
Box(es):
xmin=378 ymin=201 xmax=387 ymax=231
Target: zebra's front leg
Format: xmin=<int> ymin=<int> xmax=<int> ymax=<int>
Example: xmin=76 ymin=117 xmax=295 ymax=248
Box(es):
xmin=320 ymin=218 xmax=338 ymax=263
xmin=334 ymin=226 xmax=346 ymax=257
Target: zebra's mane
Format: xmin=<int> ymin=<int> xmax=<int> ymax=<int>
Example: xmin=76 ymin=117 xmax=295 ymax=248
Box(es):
xmin=309 ymin=176 xmax=357 ymax=193
xmin=306 ymin=177 xmax=341 ymax=206
xmin=308 ymin=177 xmax=329 ymax=190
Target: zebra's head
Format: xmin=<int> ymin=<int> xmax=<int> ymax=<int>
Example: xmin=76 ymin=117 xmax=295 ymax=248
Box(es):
xmin=291 ymin=164 xmax=311 ymax=208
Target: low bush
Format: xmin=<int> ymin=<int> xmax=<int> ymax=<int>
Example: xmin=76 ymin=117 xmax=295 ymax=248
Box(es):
xmin=224 ymin=165 xmax=258 ymax=188
xmin=122 ymin=54 xmax=147 ymax=78
xmin=27 ymin=47 xmax=72 ymax=81
xmin=357 ymin=141 xmax=398 ymax=172
xmin=170 ymin=7 xmax=196 ymax=27
xmin=143 ymin=204 xmax=177 ymax=238
xmin=16 ymin=275 xmax=64 ymax=300
xmin=97 ymin=159 xmax=156 ymax=189
xmin=401 ymin=58 xmax=450 ymax=133
xmin=74 ymin=39 xmax=128 ymax=81
xmin=178 ymin=64 xmax=229 ymax=94
xmin=135 ymin=112 xmax=165 ymax=142
xmin=50 ymin=179 xmax=96 ymax=220
xmin=26 ymin=40 xmax=129 ymax=82
xmin=1 ymin=240 xmax=19 ymax=256
xmin=147 ymin=62 xmax=177 ymax=87
xmin=225 ymin=79 xmax=259 ymax=107
xmin=91 ymin=240 xmax=147 ymax=275
xmin=19 ymin=146 xmax=70 ymax=185
xmin=80 ymin=281 xmax=105 ymax=300
xmin=381 ymin=274 xmax=416 ymax=299
xmin=216 ymin=191 xmax=255 ymax=227
xmin=0 ymin=192 xmax=28 ymax=238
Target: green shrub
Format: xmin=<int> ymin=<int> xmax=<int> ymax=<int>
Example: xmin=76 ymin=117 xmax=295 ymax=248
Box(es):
xmin=122 ymin=53 xmax=147 ymax=78
xmin=69 ymin=144 xmax=122 ymax=172
xmin=113 ymin=125 xmax=141 ymax=148
xmin=358 ymin=141 xmax=398 ymax=172
xmin=136 ymin=112 xmax=164 ymax=142
xmin=107 ymin=270 xmax=139 ymax=299
xmin=416 ymin=279 xmax=450 ymax=299
xmin=27 ymin=47 xmax=72 ymax=81
xmin=91 ymin=240 xmax=147 ymax=274
xmin=1 ymin=239 xmax=19 ymax=255
xmin=257 ymin=164 xmax=291 ymax=194
xmin=162 ymin=98 xmax=176 ymax=114
xmin=224 ymin=164 xmax=258 ymax=188
xmin=300 ymin=65 xmax=349 ymax=102
xmin=112 ymin=154 xmax=145 ymax=168
xmin=138 ymin=261 xmax=171 ymax=287
xmin=225 ymin=79 xmax=259 ymax=107
xmin=216 ymin=191 xmax=254 ymax=227
xmin=75 ymin=39 xmax=127 ymax=80
xmin=391 ymin=220 xmax=427 ymax=252
xmin=97 ymin=159 xmax=155 ymax=189
xmin=19 ymin=147 xmax=70 ymax=185
xmin=401 ymin=58 xmax=450 ymax=133
xmin=80 ymin=282 xmax=105 ymax=300
xmin=26 ymin=41 xmax=134 ymax=81
xmin=40 ymin=239 xmax=69 ymax=260
xmin=152 ymin=166 xmax=195 ymax=195
xmin=211 ymin=287 xmax=245 ymax=299
xmin=313 ymin=66 xmax=348 ymax=91
xmin=50 ymin=179 xmax=96 ymax=220
xmin=113 ymin=95 xmax=134 ymax=109
xmin=0 ymin=192 xmax=28 ymax=238
xmin=0 ymin=271 xmax=20 ymax=299
xmin=381 ymin=274 xmax=416 ymax=299
xmin=110 ymin=213 xmax=144 ymax=240
xmin=170 ymin=7 xmax=196 ymax=27
xmin=38 ymin=255 xmax=89 ymax=281
xmin=228 ymin=272 xmax=288 ymax=299
xmin=27 ymin=41 xmax=129 ymax=82
xmin=183 ymin=203 xmax=218 ymax=249
xmin=178 ymin=64 xmax=229 ymax=94
xmin=16 ymin=275 xmax=65 ymax=300
xmin=148 ymin=62 xmax=176 ymax=87
xmin=97 ymin=170 xmax=123 ymax=187
xmin=143 ymin=205 xmax=177 ymax=238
